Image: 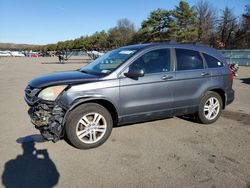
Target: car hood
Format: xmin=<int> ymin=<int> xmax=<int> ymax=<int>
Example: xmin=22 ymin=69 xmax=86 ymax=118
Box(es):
xmin=29 ymin=70 xmax=101 ymax=88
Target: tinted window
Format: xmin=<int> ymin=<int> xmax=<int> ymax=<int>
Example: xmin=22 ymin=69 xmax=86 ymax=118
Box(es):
xmin=176 ymin=49 xmax=204 ymax=71
xmin=130 ymin=49 xmax=171 ymax=74
xmin=203 ymin=53 xmax=224 ymax=68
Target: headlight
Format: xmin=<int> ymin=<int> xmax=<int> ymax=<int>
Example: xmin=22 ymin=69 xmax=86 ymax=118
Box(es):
xmin=38 ymin=85 xmax=67 ymax=101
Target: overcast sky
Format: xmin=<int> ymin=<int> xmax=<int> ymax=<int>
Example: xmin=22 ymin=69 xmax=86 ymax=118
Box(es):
xmin=0 ymin=0 xmax=248 ymax=44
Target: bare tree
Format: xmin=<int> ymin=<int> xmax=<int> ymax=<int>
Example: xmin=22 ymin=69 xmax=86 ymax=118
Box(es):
xmin=195 ymin=0 xmax=217 ymax=44
xmin=242 ymin=5 xmax=250 ymax=32
xmin=117 ymin=18 xmax=135 ymax=31
xmin=231 ymin=5 xmax=250 ymax=49
xmin=107 ymin=18 xmax=136 ymax=48
xmin=217 ymin=7 xmax=239 ymax=49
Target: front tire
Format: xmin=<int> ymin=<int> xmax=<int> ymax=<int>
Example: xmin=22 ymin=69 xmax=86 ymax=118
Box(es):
xmin=65 ymin=103 xmax=113 ymax=149
xmin=196 ymin=91 xmax=222 ymax=124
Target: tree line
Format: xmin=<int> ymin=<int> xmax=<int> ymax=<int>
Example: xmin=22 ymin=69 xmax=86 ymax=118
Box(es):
xmin=36 ymin=0 xmax=250 ymax=51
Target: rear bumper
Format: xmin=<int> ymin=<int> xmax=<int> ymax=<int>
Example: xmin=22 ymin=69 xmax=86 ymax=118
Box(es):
xmin=226 ymin=89 xmax=235 ymax=105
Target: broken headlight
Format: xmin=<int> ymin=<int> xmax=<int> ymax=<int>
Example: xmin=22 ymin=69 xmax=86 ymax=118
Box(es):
xmin=38 ymin=85 xmax=67 ymax=101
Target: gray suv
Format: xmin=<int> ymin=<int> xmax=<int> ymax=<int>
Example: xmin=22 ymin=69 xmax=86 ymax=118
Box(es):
xmin=24 ymin=43 xmax=234 ymax=149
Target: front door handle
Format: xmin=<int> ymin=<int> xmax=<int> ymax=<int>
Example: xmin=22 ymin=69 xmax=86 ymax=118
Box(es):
xmin=201 ymin=72 xmax=210 ymax=76
xmin=162 ymin=75 xmax=173 ymax=80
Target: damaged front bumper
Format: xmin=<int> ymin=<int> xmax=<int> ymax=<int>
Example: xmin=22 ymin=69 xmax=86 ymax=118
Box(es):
xmin=25 ymin=86 xmax=66 ymax=142
xmin=28 ymin=103 xmax=65 ymax=142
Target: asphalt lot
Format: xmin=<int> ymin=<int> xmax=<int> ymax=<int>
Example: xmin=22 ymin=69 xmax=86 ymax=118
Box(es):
xmin=0 ymin=57 xmax=249 ymax=188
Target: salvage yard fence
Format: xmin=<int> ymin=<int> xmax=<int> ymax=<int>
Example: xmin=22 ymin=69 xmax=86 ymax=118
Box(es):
xmin=69 ymin=49 xmax=250 ymax=66
xmin=219 ymin=50 xmax=250 ymax=66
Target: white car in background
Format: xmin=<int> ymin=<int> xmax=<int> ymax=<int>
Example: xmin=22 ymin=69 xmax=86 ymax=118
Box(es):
xmin=87 ymin=50 xmax=105 ymax=59
xmin=11 ymin=51 xmax=25 ymax=57
xmin=0 ymin=51 xmax=11 ymax=57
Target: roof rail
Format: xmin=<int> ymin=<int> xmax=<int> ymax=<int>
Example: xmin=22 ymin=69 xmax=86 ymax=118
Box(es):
xmin=180 ymin=41 xmax=208 ymax=46
xmin=160 ymin=40 xmax=178 ymax=44
xmin=150 ymin=40 xmax=208 ymax=47
xmin=151 ymin=40 xmax=178 ymax=45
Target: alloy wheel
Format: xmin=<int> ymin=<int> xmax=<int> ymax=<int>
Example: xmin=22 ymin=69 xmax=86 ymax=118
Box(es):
xmin=76 ymin=112 xmax=107 ymax=144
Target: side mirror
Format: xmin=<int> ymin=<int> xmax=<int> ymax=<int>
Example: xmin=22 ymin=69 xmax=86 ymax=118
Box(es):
xmin=124 ymin=68 xmax=144 ymax=78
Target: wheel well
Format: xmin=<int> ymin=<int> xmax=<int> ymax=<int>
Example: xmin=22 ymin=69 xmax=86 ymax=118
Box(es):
xmin=69 ymin=99 xmax=119 ymax=126
xmin=210 ymin=89 xmax=226 ymax=109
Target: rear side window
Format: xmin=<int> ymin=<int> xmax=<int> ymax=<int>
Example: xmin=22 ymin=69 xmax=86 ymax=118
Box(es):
xmin=176 ymin=49 xmax=204 ymax=71
xmin=203 ymin=53 xmax=224 ymax=68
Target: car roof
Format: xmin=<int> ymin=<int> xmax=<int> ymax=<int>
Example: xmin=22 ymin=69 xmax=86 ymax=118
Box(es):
xmin=120 ymin=42 xmax=226 ymax=63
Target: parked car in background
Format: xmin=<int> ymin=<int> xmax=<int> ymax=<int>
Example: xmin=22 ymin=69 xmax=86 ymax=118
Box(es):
xmin=27 ymin=52 xmax=40 ymax=57
xmin=31 ymin=53 xmax=39 ymax=57
xmin=24 ymin=43 xmax=234 ymax=149
xmin=10 ymin=51 xmax=25 ymax=57
xmin=39 ymin=51 xmax=50 ymax=57
xmin=87 ymin=50 xmax=105 ymax=59
xmin=0 ymin=51 xmax=11 ymax=57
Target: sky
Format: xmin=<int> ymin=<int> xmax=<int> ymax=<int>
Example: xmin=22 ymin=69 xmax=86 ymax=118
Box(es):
xmin=0 ymin=0 xmax=248 ymax=45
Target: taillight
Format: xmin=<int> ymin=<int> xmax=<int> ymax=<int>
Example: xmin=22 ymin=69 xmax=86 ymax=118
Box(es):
xmin=227 ymin=64 xmax=234 ymax=81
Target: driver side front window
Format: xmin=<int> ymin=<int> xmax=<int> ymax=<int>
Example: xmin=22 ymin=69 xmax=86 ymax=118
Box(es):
xmin=129 ymin=49 xmax=171 ymax=74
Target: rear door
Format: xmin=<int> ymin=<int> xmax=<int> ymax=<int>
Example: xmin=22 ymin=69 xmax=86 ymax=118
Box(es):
xmin=173 ymin=48 xmax=211 ymax=115
xmin=202 ymin=52 xmax=232 ymax=98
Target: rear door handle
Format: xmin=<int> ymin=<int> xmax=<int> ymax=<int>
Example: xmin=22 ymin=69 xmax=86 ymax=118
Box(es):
xmin=201 ymin=72 xmax=210 ymax=76
xmin=162 ymin=75 xmax=173 ymax=80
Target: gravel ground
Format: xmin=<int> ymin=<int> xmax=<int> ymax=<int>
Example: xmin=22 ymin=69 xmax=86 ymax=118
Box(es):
xmin=0 ymin=58 xmax=249 ymax=188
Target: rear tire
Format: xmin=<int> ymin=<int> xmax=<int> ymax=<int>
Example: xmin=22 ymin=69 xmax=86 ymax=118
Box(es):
xmin=65 ymin=103 xmax=113 ymax=149
xmin=196 ymin=91 xmax=222 ymax=124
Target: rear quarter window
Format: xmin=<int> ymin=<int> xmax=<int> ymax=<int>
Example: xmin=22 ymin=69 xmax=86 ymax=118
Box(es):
xmin=203 ymin=53 xmax=224 ymax=68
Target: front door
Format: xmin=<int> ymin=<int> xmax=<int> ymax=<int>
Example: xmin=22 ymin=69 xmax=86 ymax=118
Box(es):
xmin=119 ymin=48 xmax=175 ymax=123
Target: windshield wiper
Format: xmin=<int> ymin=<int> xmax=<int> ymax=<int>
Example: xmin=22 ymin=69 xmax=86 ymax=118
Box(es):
xmin=79 ymin=69 xmax=107 ymax=76
xmin=79 ymin=69 xmax=90 ymax=74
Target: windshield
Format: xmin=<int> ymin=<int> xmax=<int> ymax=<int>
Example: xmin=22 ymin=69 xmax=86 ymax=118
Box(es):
xmin=80 ymin=49 xmax=137 ymax=75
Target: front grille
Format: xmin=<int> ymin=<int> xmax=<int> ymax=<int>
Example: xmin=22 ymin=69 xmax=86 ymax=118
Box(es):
xmin=25 ymin=93 xmax=32 ymax=102
xmin=24 ymin=85 xmax=40 ymax=105
xmin=25 ymin=85 xmax=37 ymax=96
xmin=25 ymin=85 xmax=33 ymax=93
